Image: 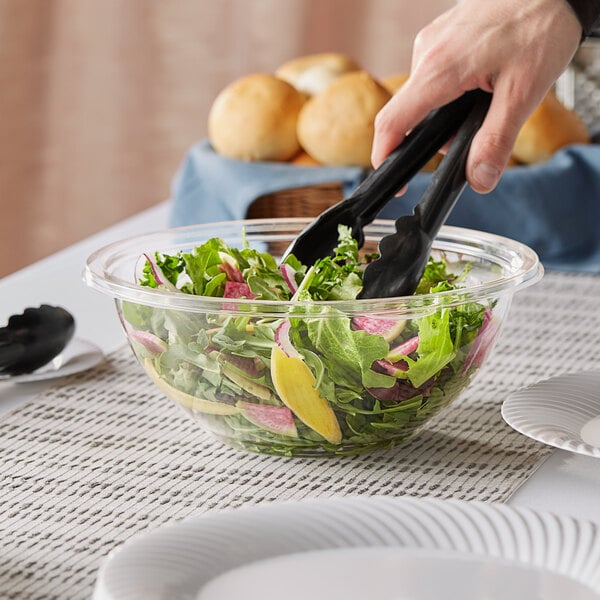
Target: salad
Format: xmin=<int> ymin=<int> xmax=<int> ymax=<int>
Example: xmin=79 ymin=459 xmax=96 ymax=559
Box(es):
xmin=123 ymin=226 xmax=495 ymax=456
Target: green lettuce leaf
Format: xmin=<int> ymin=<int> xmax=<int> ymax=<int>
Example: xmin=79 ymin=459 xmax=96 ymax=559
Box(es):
xmin=305 ymin=306 xmax=395 ymax=389
xmin=403 ymin=308 xmax=456 ymax=388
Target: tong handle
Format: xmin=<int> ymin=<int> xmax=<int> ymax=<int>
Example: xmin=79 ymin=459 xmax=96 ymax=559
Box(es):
xmin=416 ymin=90 xmax=492 ymax=238
xmin=349 ymin=90 xmax=486 ymax=228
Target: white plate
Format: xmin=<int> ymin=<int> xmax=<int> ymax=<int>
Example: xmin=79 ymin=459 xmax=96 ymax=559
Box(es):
xmin=196 ymin=546 xmax=596 ymax=600
xmin=0 ymin=337 xmax=105 ymax=384
xmin=502 ymin=370 xmax=600 ymax=458
xmin=92 ymin=496 xmax=600 ymax=600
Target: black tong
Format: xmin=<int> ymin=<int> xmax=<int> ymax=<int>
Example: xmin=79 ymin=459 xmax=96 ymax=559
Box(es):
xmin=283 ymin=89 xmax=492 ymax=298
xmin=0 ymin=305 xmax=75 ymax=376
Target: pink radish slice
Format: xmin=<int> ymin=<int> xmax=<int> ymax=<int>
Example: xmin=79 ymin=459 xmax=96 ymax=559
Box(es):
xmin=387 ymin=336 xmax=420 ymax=361
xmin=129 ymin=329 xmax=167 ymax=355
xmin=275 ymin=321 xmax=302 ymax=359
xmin=373 ymin=358 xmax=409 ymax=377
xmin=352 ymin=316 xmax=406 ymax=343
xmin=219 ymin=261 xmax=244 ymax=282
xmin=462 ymin=309 xmax=496 ymax=374
xmin=142 ymin=253 xmax=179 ymax=292
xmin=237 ymin=401 xmax=298 ymax=437
xmin=280 ymin=263 xmax=298 ymax=293
xmin=223 ymin=282 xmax=257 ymax=299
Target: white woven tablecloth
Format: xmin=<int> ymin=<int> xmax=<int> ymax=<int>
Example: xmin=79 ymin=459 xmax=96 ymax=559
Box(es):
xmin=1 ymin=271 xmax=599 ymax=599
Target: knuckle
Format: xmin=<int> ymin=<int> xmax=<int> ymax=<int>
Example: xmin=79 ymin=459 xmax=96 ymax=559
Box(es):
xmin=373 ymin=103 xmax=397 ymax=134
xmin=479 ymin=131 xmax=516 ymax=159
xmin=413 ymin=23 xmax=437 ymax=53
xmin=373 ymin=108 xmax=386 ymax=129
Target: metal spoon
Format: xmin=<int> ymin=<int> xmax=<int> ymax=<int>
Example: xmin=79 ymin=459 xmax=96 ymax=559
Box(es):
xmin=0 ymin=305 xmax=76 ymax=376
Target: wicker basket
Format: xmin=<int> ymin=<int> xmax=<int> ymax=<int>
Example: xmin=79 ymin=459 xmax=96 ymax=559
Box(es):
xmin=245 ymin=182 xmax=344 ymax=256
xmin=246 ymin=182 xmax=344 ymax=219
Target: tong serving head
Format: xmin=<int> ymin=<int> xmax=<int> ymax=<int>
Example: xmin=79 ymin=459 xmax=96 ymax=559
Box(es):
xmin=0 ymin=305 xmax=75 ymax=376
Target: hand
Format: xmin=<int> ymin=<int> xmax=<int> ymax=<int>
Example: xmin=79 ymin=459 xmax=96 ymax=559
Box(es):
xmin=371 ymin=0 xmax=582 ymax=193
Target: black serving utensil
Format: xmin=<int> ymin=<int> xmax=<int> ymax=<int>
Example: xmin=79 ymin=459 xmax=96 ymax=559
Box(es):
xmin=282 ymin=90 xmax=487 ymax=265
xmin=359 ymin=90 xmax=492 ymax=299
xmin=0 ymin=305 xmax=75 ymax=376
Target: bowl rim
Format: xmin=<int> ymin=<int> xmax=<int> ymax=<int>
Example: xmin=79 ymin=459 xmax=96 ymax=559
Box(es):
xmin=83 ymin=218 xmax=543 ymax=316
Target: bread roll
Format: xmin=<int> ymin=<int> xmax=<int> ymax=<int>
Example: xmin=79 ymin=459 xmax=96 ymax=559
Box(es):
xmin=297 ymin=71 xmax=392 ymax=168
xmin=380 ymin=72 xmax=410 ymax=95
xmin=512 ymin=90 xmax=590 ymax=164
xmin=421 ymin=153 xmax=444 ymax=172
xmin=208 ymin=73 xmax=306 ymax=161
xmin=290 ymin=150 xmax=321 ymax=166
xmin=276 ymin=52 xmax=360 ymax=96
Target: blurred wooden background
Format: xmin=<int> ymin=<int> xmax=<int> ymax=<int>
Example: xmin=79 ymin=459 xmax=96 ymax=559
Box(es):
xmin=0 ymin=0 xmax=453 ymax=278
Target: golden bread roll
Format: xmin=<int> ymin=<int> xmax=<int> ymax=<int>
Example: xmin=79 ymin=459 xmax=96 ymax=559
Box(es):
xmin=421 ymin=153 xmax=444 ymax=172
xmin=512 ymin=90 xmax=590 ymax=164
xmin=276 ymin=52 xmax=360 ymax=96
xmin=297 ymin=71 xmax=392 ymax=168
xmin=208 ymin=73 xmax=306 ymax=161
xmin=380 ymin=72 xmax=410 ymax=95
xmin=290 ymin=150 xmax=322 ymax=166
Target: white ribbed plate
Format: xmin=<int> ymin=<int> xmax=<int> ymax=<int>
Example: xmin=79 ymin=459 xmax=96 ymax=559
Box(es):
xmin=502 ymin=370 xmax=600 ymax=458
xmin=92 ymin=496 xmax=600 ymax=600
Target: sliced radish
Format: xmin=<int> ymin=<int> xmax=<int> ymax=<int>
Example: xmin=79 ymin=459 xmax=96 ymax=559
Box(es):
xmin=373 ymin=358 xmax=409 ymax=378
xmin=129 ymin=329 xmax=167 ymax=355
xmin=462 ymin=309 xmax=496 ymax=374
xmin=387 ymin=336 xmax=420 ymax=361
xmin=220 ymin=354 xmax=262 ymax=377
xmin=280 ymin=263 xmax=298 ymax=293
xmin=275 ymin=321 xmax=302 ymax=359
xmin=237 ymin=401 xmax=298 ymax=438
xmin=219 ymin=260 xmax=244 ymax=282
xmin=223 ymin=282 xmax=257 ymax=299
xmin=142 ymin=253 xmax=179 ymax=292
xmin=352 ymin=316 xmax=406 ymax=343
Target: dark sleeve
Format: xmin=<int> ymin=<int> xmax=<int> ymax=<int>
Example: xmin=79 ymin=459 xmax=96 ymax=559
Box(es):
xmin=563 ymin=0 xmax=600 ymax=36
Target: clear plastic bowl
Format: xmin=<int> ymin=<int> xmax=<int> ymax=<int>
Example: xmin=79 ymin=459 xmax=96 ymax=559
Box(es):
xmin=85 ymin=219 xmax=543 ymax=456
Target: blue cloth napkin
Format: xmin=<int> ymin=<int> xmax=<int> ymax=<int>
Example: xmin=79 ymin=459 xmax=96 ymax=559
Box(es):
xmin=170 ymin=139 xmax=366 ymax=225
xmin=171 ymin=141 xmax=600 ymax=273
xmin=378 ymin=144 xmax=600 ymax=273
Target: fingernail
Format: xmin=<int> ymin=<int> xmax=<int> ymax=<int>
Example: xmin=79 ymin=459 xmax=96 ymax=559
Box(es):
xmin=473 ymin=163 xmax=500 ymax=192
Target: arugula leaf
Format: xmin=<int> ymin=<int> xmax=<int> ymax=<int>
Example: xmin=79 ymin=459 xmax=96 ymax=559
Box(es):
xmin=282 ymin=254 xmax=306 ymax=274
xmin=402 ymin=308 xmax=456 ymax=388
xmin=122 ymin=301 xmax=154 ymax=329
xmin=304 ymin=306 xmax=395 ymax=390
xmin=182 ymin=240 xmax=229 ymax=296
xmin=247 ymin=274 xmax=289 ymax=300
xmin=414 ymin=258 xmax=454 ymax=294
xmin=292 ymin=225 xmax=365 ymax=301
xmin=138 ymin=252 xmax=185 ymax=288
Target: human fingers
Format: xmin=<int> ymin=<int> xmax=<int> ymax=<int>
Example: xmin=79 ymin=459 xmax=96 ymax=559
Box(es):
xmin=371 ymin=78 xmax=467 ymax=169
xmin=465 ymin=79 xmax=546 ymax=193
xmin=370 ymin=6 xmax=481 ymax=170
